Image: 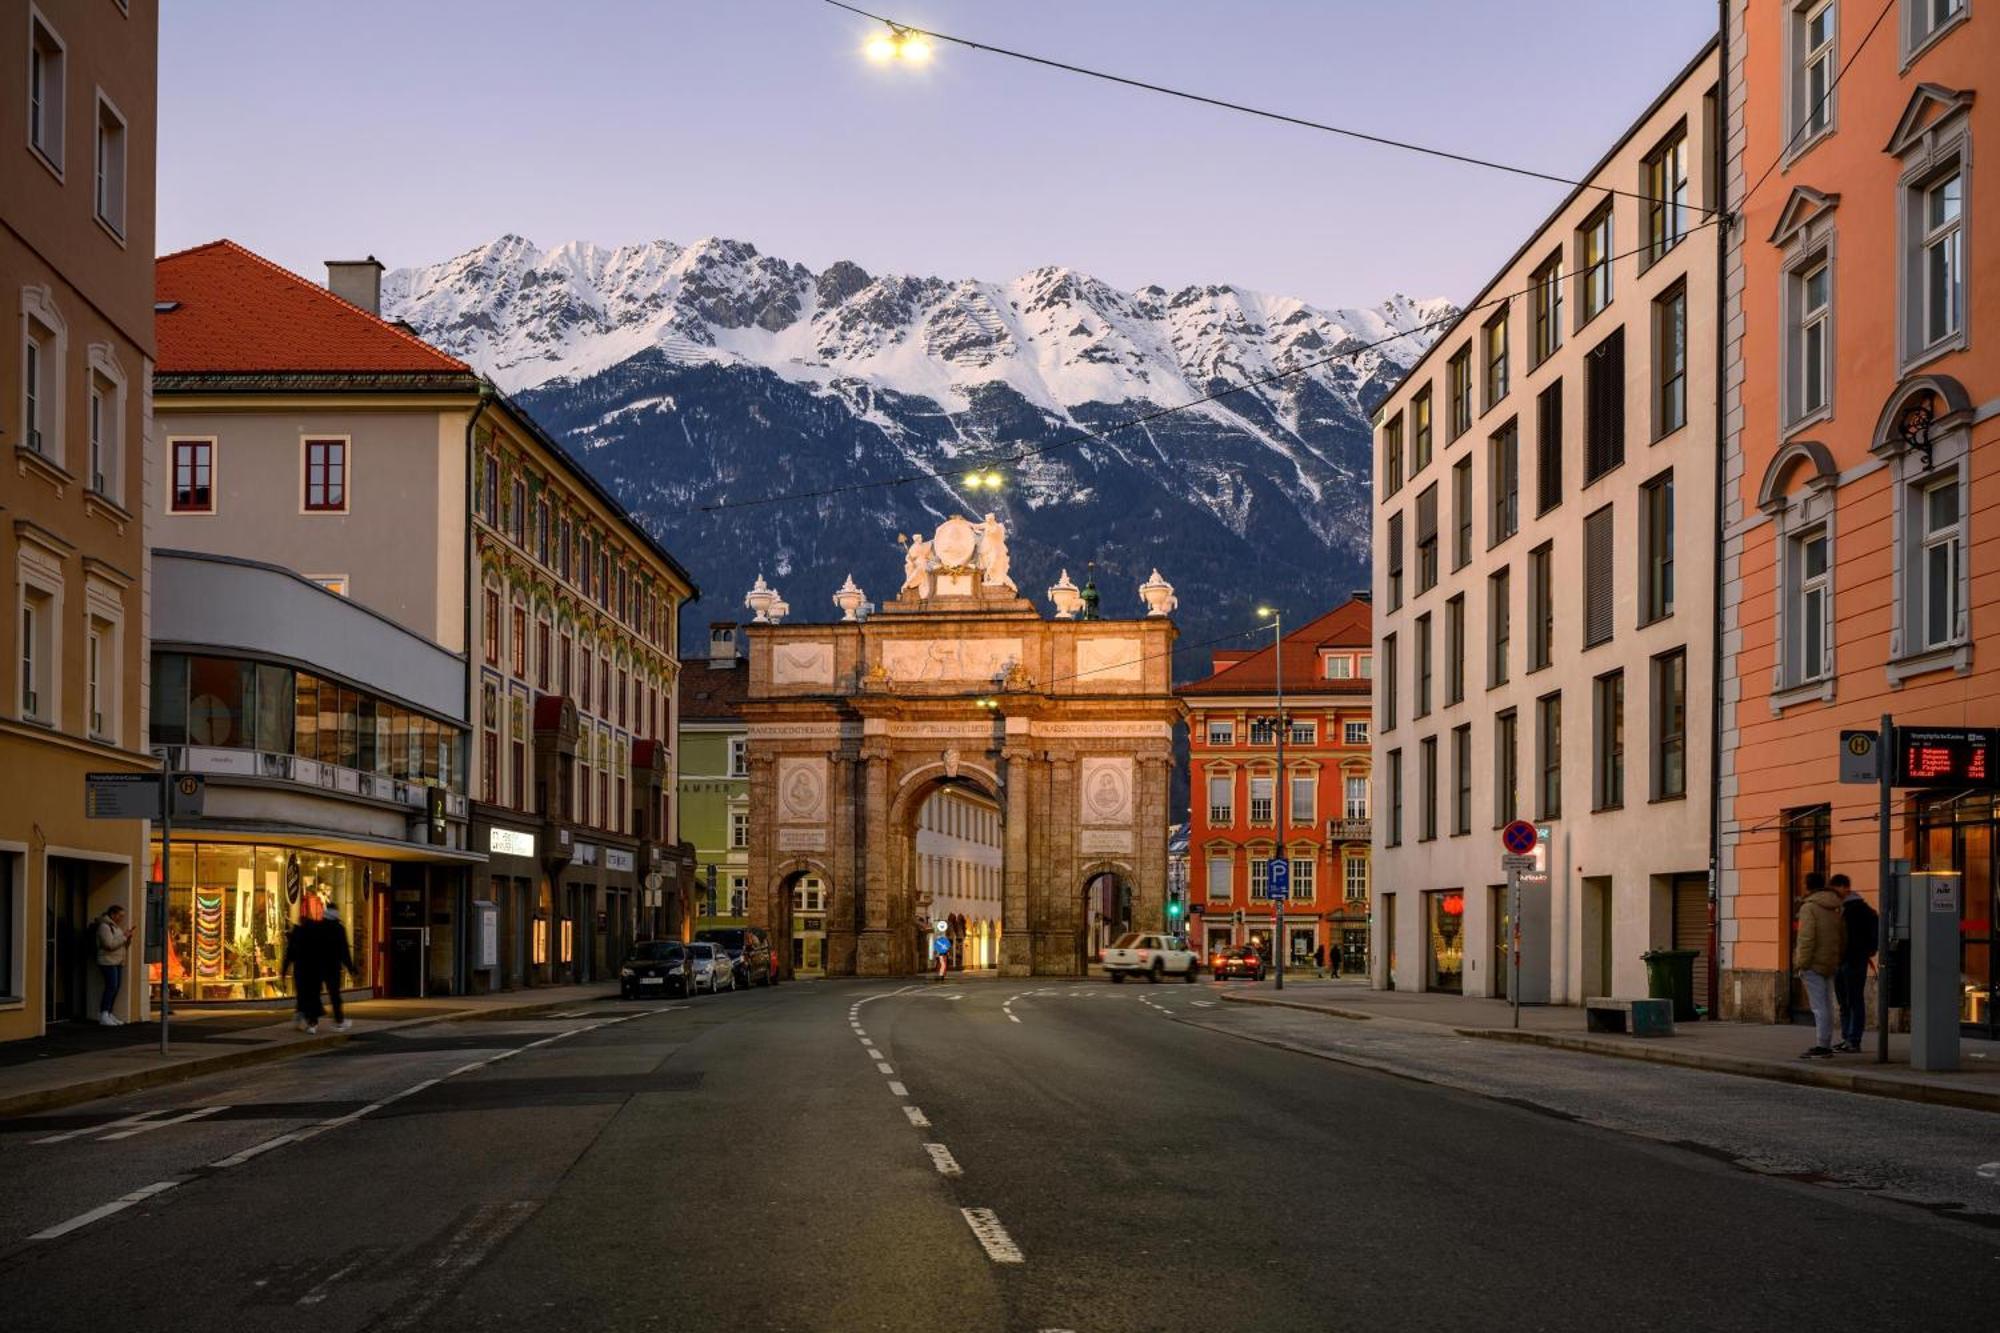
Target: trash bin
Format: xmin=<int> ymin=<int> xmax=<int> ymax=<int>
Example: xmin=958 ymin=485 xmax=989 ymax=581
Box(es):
xmin=1641 ymin=948 xmax=1701 ymax=1022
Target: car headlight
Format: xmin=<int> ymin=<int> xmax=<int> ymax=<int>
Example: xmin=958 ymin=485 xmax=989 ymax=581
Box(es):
xmin=620 ymin=967 xmax=635 ymax=978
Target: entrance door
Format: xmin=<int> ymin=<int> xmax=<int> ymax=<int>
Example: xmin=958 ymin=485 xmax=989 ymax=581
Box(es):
xmin=1491 ymin=884 xmax=1510 ymax=1001
xmin=44 ymin=859 xmax=91 ymax=1023
xmin=1581 ymin=876 xmax=1613 ymax=999
xmin=1383 ymin=893 xmax=1397 ymax=991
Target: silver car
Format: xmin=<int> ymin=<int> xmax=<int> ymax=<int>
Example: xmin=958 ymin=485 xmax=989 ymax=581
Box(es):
xmin=687 ymin=941 xmax=735 ymax=995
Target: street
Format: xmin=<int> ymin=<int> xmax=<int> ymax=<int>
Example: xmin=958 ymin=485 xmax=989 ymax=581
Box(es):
xmin=1 ymin=979 xmax=1996 ymax=1331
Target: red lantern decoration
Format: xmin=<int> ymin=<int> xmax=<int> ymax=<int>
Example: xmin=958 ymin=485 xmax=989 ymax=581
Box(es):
xmin=1442 ymin=893 xmax=1464 ymax=916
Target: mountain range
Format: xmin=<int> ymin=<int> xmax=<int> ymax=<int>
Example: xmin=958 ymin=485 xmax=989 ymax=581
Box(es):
xmin=382 ymin=235 xmax=1451 ymax=676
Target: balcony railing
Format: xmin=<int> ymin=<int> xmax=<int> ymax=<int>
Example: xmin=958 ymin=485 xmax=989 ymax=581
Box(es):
xmin=1328 ymin=817 xmax=1373 ymax=842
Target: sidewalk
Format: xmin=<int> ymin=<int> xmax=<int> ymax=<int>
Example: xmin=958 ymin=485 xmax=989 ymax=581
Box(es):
xmin=0 ymin=985 xmax=620 ymax=1119
xmin=1217 ymin=980 xmax=2000 ymax=1114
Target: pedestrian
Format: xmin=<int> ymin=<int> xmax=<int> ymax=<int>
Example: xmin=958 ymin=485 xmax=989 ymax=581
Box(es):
xmin=1832 ymin=873 xmax=1878 ymax=1053
xmin=286 ymin=894 xmax=325 ymax=1034
xmin=933 ymin=931 xmax=950 ymax=980
xmin=315 ymin=903 xmax=358 ymax=1033
xmin=94 ymin=904 xmax=134 ymax=1027
xmin=1328 ymin=944 xmax=1341 ymax=980
xmin=1793 ymin=871 xmax=1846 ymax=1059
xmin=1314 ymin=943 xmax=1326 ymax=977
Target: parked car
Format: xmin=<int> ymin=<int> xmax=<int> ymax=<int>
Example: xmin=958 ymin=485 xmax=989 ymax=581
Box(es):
xmin=696 ymin=926 xmax=775 ymax=988
xmin=687 ymin=941 xmax=734 ymax=994
xmin=1211 ymin=946 xmax=1267 ymax=981
xmin=1102 ymin=932 xmax=1200 ymax=983
xmin=620 ymin=941 xmax=690 ymax=999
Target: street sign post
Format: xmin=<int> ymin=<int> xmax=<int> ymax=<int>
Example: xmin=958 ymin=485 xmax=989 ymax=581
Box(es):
xmin=1499 ymin=822 xmax=1536 ymax=1029
xmin=86 ymin=769 xmax=199 ymax=1056
xmin=1265 ymin=858 xmax=1290 ymax=901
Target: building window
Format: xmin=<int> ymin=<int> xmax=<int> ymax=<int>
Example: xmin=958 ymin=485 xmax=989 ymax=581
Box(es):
xmin=730 ymin=810 xmax=750 ymax=849
xmin=1916 ymin=475 xmax=1962 ymax=651
xmin=1578 ymin=203 xmax=1614 ymax=323
xmin=1386 ymin=511 xmax=1404 ymax=611
xmin=727 ymin=735 xmax=748 ymax=778
xmin=1593 ymin=670 xmax=1625 ymax=811
xmin=1323 ymin=656 xmax=1351 ymax=681
xmin=1643 ymin=125 xmax=1689 ymax=265
xmin=535 ymin=617 xmax=552 ymax=690
xmin=1344 ymin=856 xmax=1368 ymax=903
xmin=535 ymin=498 xmax=550 ymax=565
xmin=1447 ymin=345 xmax=1473 ymax=440
xmin=1383 ymin=634 xmax=1398 ymax=731
xmin=1358 ymin=654 xmax=1373 ymax=680
xmin=579 ymin=644 xmax=593 ymax=712
xmin=1451 ymin=724 xmax=1472 ymax=836
xmin=1653 ymin=281 xmax=1687 ymax=437
xmin=1445 ymin=593 xmax=1466 ymax=706
xmin=1345 ymin=774 xmax=1369 ymax=819
xmin=1784 ymin=526 xmax=1834 ymax=686
xmin=1641 ymin=471 xmax=1675 ymax=623
xmin=1912 ymin=167 xmax=1964 ymax=355
xmin=1207 ymin=719 xmax=1236 ymax=745
xmin=557 ymin=631 xmax=573 ymax=699
xmin=1419 ymin=737 xmax=1438 ymax=842
xmin=1386 ymin=749 xmax=1403 ymax=846
xmin=480 ymin=683 xmax=499 ymax=804
xmin=480 ymin=453 xmax=498 ymax=527
xmin=1536 ymin=380 xmax=1563 ymax=516
xmin=27 ymin=12 xmax=64 ymax=171
xmin=1290 ymin=857 xmax=1314 ymax=902
xmin=1488 ymin=567 xmax=1510 ymax=688
xmin=19 ymin=592 xmax=54 ymax=723
xmin=1792 ymin=1 xmax=1837 ymax=145
xmin=1249 ymin=857 xmax=1270 ymax=899
xmin=1412 ymin=386 xmax=1434 ymax=473
xmin=86 ymin=365 xmax=122 ymax=497
xmin=509 ymin=604 xmax=527 ymax=678
xmin=1528 ymin=543 xmax=1554 ymax=672
xmin=1585 ymin=505 xmax=1615 ymax=648
xmin=1905 ymin=0 xmax=1968 ymax=56
xmin=558 ymin=518 xmax=572 ymax=581
xmin=94 ymin=93 xmax=126 ymax=236
xmin=1345 ymin=719 xmax=1369 ymax=747
xmin=1249 ymin=776 xmax=1275 ymax=826
xmin=1537 ymin=692 xmax=1562 ymax=820
xmin=1789 ymin=256 xmax=1833 ymax=425
xmin=481 ymin=589 xmax=500 ymax=666
xmin=1494 ymin=710 xmax=1518 ymax=826
xmin=1207 ymin=773 xmax=1233 ymax=825
xmin=1382 ymin=412 xmax=1405 ymax=495
xmin=1451 ymin=457 xmax=1473 ymax=570
xmin=86 ymin=618 xmax=109 ymax=738
xmin=1290 ymin=775 xmax=1316 ymax=825
xmin=1249 ymin=718 xmax=1277 ymax=747
xmin=1483 ymin=312 xmax=1509 ymax=410
xmin=510 ymin=696 xmax=527 ymax=810
xmin=1488 ymin=420 xmax=1519 ymax=546
xmin=303 ymin=439 xmax=347 ymax=512
xmin=1415 ymin=483 xmax=1439 ymax=593
xmin=1651 ymin=648 xmax=1688 ymax=800
xmin=1530 ymin=252 xmax=1563 ymax=366
xmin=509 ymin=479 xmax=527 ymax=545
xmin=1204 ymin=853 xmax=1232 ymax=903
xmin=170 ymin=439 xmax=214 ymax=513
xmin=1415 ymin=613 xmax=1432 ymax=719
xmin=1585 ymin=327 xmax=1626 ymax=482
xmin=23 ymin=304 xmax=66 ymax=462
xmin=1289 ymin=719 xmax=1316 ymax=746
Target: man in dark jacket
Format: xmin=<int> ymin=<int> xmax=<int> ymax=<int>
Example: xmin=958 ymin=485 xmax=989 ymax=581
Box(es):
xmin=314 ymin=904 xmax=359 ymax=1033
xmin=1832 ymin=873 xmax=1878 ymax=1052
xmin=285 ymin=910 xmax=324 ymax=1034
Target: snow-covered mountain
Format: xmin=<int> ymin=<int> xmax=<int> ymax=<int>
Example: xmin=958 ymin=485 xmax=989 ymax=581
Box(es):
xmin=384 ymin=235 xmax=1453 ymax=671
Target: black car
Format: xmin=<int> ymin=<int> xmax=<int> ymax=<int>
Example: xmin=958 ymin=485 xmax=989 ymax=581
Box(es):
xmin=620 ymin=941 xmax=691 ymax=998
xmin=1211 ymin=946 xmax=1267 ymax=981
xmin=696 ymin=926 xmax=776 ymax=988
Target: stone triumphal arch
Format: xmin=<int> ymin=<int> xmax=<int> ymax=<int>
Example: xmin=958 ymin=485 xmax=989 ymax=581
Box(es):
xmin=741 ymin=516 xmax=1184 ymax=976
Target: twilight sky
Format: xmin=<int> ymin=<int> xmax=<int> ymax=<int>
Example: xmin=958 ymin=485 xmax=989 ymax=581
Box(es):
xmin=159 ymin=0 xmax=1719 ymax=309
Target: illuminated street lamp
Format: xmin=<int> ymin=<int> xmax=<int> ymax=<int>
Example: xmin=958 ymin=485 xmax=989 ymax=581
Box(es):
xmin=865 ymin=23 xmax=933 ymax=64
xmin=962 ymin=467 xmax=1004 ymax=492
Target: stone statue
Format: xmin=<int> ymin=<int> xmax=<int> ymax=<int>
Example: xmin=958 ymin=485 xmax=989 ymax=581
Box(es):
xmin=976 ymin=512 xmax=1014 ymax=589
xmin=901 ymin=535 xmax=934 ymax=597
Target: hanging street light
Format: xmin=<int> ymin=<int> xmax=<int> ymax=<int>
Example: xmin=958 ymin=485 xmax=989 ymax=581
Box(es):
xmin=865 ymin=23 xmax=933 ymax=65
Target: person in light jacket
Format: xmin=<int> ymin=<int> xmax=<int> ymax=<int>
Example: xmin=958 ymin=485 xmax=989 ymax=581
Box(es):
xmin=1793 ymin=872 xmax=1847 ymax=1059
xmin=95 ymin=904 xmax=134 ymax=1027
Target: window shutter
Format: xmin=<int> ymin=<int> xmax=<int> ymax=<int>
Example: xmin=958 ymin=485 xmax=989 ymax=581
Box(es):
xmin=1585 ymin=328 xmax=1625 ymax=482
xmin=1537 ymin=380 xmax=1563 ymax=513
xmin=1416 ymin=484 xmax=1438 ymax=544
xmin=1585 ymin=506 xmax=1615 ymax=647
xmin=1388 ymin=512 xmax=1404 ymax=576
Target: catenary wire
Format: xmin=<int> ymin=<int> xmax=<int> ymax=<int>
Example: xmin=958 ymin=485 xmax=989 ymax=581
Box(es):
xmin=819 ymin=0 xmax=1722 ymax=219
xmin=685 ymin=218 xmax=1720 ymax=515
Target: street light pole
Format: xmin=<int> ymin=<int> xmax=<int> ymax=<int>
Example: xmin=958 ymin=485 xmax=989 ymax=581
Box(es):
xmin=1257 ymin=609 xmax=1286 ymax=992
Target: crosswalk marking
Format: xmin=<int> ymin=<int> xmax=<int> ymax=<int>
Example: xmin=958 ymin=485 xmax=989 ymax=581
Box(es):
xmin=99 ymin=1105 xmax=229 ymax=1141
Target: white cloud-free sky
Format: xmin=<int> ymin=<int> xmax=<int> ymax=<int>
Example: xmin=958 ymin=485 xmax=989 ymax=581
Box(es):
xmin=159 ymin=0 xmax=1719 ymax=307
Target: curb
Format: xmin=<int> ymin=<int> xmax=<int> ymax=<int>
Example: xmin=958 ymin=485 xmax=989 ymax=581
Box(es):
xmin=1218 ymin=990 xmax=2000 ymax=1116
xmin=0 ymin=991 xmax=617 ymax=1121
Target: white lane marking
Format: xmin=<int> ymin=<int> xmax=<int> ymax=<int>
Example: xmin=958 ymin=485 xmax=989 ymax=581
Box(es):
xmin=386 ymin=1078 xmax=441 ymax=1103
xmin=296 ymin=1256 xmax=366 ymax=1307
xmin=1007 ymin=1014 xmax=1022 ymax=1023
xmin=99 ymin=1104 xmax=230 ymax=1141
xmin=961 ymin=1207 xmax=1025 ymax=1263
xmin=30 ymin=1179 xmax=181 ymax=1240
xmin=903 ymin=1105 xmax=931 ymax=1128
xmin=381 ymin=1201 xmax=539 ymax=1330
xmin=35 ymin=1107 xmax=172 ymax=1145
xmin=208 ymin=1133 xmax=298 ymax=1168
xmin=887 ymin=1081 xmax=908 ymax=1097
xmin=876 ymin=1062 xmax=895 ymax=1074
xmin=1191 ymin=1000 xmax=1216 ymax=1008
xmin=924 ymin=1143 xmax=963 ymax=1177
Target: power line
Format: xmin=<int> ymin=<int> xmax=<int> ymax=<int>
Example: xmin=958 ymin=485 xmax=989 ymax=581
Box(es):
xmin=686 ymin=218 xmax=1721 ymax=515
xmin=820 ymin=0 xmax=1721 ymax=219
xmin=1740 ymin=0 xmax=1897 ymax=210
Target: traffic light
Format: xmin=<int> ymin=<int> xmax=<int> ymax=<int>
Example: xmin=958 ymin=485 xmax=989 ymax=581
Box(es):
xmin=1167 ymin=893 xmax=1184 ymax=921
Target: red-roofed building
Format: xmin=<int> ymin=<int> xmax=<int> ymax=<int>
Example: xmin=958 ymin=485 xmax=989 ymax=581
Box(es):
xmin=1181 ymin=596 xmax=1374 ymax=974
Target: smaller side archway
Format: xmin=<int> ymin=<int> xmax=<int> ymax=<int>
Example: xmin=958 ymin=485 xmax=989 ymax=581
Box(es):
xmin=771 ymin=857 xmax=835 ymax=979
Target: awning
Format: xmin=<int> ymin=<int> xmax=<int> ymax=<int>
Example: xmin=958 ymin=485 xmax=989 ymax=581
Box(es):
xmin=160 ymin=820 xmax=489 ymax=865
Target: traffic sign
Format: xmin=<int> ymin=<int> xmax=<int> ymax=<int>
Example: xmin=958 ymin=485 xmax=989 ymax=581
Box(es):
xmin=1838 ymin=729 xmax=1880 ymax=784
xmin=934 ymin=919 xmax=950 ymax=934
xmin=1266 ymin=859 xmax=1290 ymax=900
xmin=1501 ymin=853 xmax=1537 ymax=874
xmin=1500 ymin=820 xmax=1537 ymax=856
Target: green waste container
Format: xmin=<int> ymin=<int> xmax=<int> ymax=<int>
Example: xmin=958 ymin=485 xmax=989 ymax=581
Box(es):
xmin=1641 ymin=948 xmax=1701 ymax=1022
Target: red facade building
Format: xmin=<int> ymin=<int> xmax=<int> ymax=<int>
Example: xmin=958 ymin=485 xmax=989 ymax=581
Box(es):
xmin=1182 ymin=597 xmax=1374 ymax=974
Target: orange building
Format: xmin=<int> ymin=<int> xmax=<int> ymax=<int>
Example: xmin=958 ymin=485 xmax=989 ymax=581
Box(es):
xmin=1717 ymin=0 xmax=1995 ymax=1030
xmin=1181 ymin=597 xmax=1373 ymax=974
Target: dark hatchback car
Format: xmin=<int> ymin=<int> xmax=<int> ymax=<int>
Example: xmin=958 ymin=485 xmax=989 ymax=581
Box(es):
xmin=695 ymin=927 xmax=776 ymax=988
xmin=620 ymin=941 xmax=690 ymax=998
xmin=1211 ymin=946 xmax=1267 ymax=981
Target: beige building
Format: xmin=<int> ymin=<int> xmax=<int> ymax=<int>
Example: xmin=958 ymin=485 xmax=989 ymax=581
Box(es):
xmin=1370 ymin=41 xmax=1721 ymax=1006
xmin=2 ymin=1 xmax=158 ymax=1037
xmin=914 ymin=783 xmax=1004 ymax=969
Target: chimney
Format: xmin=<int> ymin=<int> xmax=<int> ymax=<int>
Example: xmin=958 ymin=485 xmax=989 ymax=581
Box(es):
xmin=707 ymin=622 xmax=741 ymax=669
xmin=325 ymin=257 xmax=385 ymax=315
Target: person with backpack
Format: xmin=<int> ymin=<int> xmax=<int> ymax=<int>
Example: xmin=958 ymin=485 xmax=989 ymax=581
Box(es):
xmin=94 ymin=904 xmax=134 ymax=1027
xmin=1832 ymin=873 xmax=1879 ymax=1053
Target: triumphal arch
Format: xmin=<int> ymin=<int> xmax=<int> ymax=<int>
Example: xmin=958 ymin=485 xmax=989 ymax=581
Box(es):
xmin=740 ymin=515 xmax=1184 ymax=976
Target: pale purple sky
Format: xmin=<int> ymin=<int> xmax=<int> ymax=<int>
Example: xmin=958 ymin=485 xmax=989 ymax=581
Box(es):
xmin=159 ymin=0 xmax=1719 ymax=308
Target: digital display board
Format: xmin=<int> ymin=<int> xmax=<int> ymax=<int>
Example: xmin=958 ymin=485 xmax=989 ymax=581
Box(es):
xmin=1895 ymin=727 xmax=2000 ymax=788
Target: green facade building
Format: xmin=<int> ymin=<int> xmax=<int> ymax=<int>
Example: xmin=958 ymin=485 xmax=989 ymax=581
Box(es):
xmin=679 ymin=624 xmax=750 ymax=930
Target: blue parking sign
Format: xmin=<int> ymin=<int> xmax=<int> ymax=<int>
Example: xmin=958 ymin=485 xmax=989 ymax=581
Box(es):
xmin=1266 ymin=859 xmax=1290 ymax=900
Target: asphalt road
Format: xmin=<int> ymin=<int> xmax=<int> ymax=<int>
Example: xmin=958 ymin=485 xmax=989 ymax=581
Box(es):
xmin=1 ymin=977 xmax=1996 ymax=1331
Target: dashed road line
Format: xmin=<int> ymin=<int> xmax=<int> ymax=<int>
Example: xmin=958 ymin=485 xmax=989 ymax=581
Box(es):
xmin=876 ymin=1061 xmax=895 ymax=1074
xmin=887 ymin=1080 xmax=908 ymax=1097
xmin=923 ymin=1143 xmax=963 ymax=1177
xmin=30 ymin=1180 xmax=182 ymax=1240
xmin=99 ymin=1104 xmax=229 ymax=1141
xmin=34 ymin=1108 xmax=171 ymax=1145
xmin=960 ymin=1207 xmax=1025 ymax=1263
xmin=903 ymin=1105 xmax=931 ymax=1128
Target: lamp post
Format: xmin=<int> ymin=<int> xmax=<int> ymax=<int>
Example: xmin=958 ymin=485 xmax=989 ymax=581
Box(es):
xmin=1258 ymin=607 xmax=1287 ymax=992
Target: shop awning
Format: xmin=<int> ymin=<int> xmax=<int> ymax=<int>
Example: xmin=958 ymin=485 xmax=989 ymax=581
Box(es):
xmin=163 ymin=820 xmax=489 ymax=865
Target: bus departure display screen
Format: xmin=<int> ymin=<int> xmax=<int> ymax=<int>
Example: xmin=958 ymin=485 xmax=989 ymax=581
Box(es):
xmin=1895 ymin=728 xmax=1999 ymax=788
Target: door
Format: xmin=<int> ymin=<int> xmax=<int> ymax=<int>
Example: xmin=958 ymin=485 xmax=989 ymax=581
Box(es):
xmin=1383 ymin=893 xmax=1398 ymax=991
xmin=1491 ymin=884 xmax=1510 ymax=1001
xmin=389 ymin=929 xmax=426 ymax=997
xmin=1670 ymin=874 xmax=1711 ymax=1012
xmin=1581 ymin=876 xmax=1613 ymax=999
xmin=44 ymin=859 xmax=91 ymax=1022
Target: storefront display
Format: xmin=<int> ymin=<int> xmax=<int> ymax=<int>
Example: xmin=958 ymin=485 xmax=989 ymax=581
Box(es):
xmin=1426 ymin=890 xmax=1465 ymax=994
xmin=1914 ymin=795 xmax=1998 ymax=1036
xmin=149 ymin=840 xmax=381 ymax=1001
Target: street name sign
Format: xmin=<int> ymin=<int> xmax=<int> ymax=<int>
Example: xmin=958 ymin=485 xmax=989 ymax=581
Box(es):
xmin=1838 ymin=729 xmax=1880 ymax=784
xmin=1265 ymin=858 xmax=1290 ymax=900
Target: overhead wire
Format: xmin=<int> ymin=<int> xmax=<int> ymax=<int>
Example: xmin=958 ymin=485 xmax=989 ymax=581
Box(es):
xmin=1738 ymin=0 xmax=1898 ymax=210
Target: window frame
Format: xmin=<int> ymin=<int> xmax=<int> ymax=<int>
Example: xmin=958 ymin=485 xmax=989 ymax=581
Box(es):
xmin=1527 ymin=542 xmax=1555 ymax=673
xmin=1446 ymin=345 xmax=1474 ymax=441
xmin=1493 ymin=709 xmax=1519 ymax=827
xmin=1536 ymin=691 xmax=1563 ymax=822
xmin=1535 ymin=379 xmax=1564 ymax=516
xmin=1451 ymin=456 xmax=1473 ymax=571
xmin=1530 ymin=250 xmax=1564 ymax=367
xmin=1787 ymin=0 xmax=1840 ymax=158
xmin=1411 ymin=386 xmax=1434 ymax=473
xmin=1386 ymin=749 xmax=1403 ymax=847
xmin=1487 ymin=567 xmax=1511 ymax=690
xmin=1482 ymin=310 xmax=1510 ymax=412
xmin=1650 ymin=647 xmax=1688 ymax=802
xmin=1640 ymin=469 xmax=1675 ymax=626
xmin=1652 ymin=279 xmax=1688 ymax=439
xmin=1419 ymin=736 xmax=1438 ymax=842
xmin=1445 ymin=592 xmax=1466 ymax=707
xmin=92 ymin=88 xmax=128 ymax=241
xmin=301 ymin=436 xmax=350 ymax=514
xmin=1901 ymin=0 xmax=1970 ymax=64
xmin=1487 ymin=419 xmax=1519 ymax=547
xmin=26 ymin=7 xmax=66 ymax=178
xmin=1593 ymin=670 xmax=1626 ymax=811
xmin=1382 ymin=412 xmax=1404 ymax=496
xmin=1451 ymin=723 xmax=1472 ymax=837
xmin=1890 ymin=99 xmax=1971 ymax=372
xmin=1584 ymin=504 xmax=1616 ymax=649
xmin=1205 ymin=718 xmax=1236 ymax=746
xmin=168 ymin=437 xmax=217 ymax=515
xmin=1641 ymin=123 xmax=1690 ymax=268
xmin=1577 ymin=202 xmax=1615 ymax=327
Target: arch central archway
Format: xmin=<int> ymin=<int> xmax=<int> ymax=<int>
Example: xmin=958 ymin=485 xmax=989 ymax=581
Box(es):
xmin=890 ymin=768 xmax=1003 ymax=976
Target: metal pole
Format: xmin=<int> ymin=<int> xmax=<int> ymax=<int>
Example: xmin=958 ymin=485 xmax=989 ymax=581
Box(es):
xmin=1877 ymin=713 xmax=1892 ymax=1065
xmin=159 ymin=768 xmax=172 ymax=1057
xmin=1274 ymin=613 xmax=1285 ymax=991
xmin=1511 ymin=867 xmax=1521 ymax=1030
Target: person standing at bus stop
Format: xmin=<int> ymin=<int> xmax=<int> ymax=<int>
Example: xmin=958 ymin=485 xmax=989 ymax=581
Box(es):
xmin=1832 ymin=873 xmax=1878 ymax=1053
xmin=1794 ymin=872 xmax=1846 ymax=1059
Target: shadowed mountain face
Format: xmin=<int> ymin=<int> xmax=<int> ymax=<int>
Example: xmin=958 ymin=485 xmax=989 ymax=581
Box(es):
xmin=386 ymin=235 xmax=1451 ymax=674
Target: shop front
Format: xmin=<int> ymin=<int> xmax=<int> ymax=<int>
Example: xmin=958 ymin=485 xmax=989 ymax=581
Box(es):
xmin=1425 ymin=889 xmax=1465 ymax=994
xmin=1913 ymin=794 xmax=1999 ymax=1037
xmin=470 ymin=815 xmax=541 ymax=992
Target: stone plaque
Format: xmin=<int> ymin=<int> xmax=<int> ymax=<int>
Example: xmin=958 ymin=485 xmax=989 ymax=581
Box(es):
xmin=777 ymin=756 xmax=829 ymax=823
xmin=1074 ymin=636 xmax=1143 ymax=683
xmin=777 ymin=827 xmax=825 ymax=851
xmin=880 ymin=637 xmax=1023 ymax=683
xmin=772 ymin=642 xmax=835 ymax=686
xmin=1079 ymin=756 xmax=1134 ymax=826
xmin=1079 ymin=829 xmax=1133 ymax=854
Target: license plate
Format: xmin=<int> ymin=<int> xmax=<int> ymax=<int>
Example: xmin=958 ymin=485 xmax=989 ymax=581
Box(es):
xmin=640 ymin=976 xmax=664 ymax=986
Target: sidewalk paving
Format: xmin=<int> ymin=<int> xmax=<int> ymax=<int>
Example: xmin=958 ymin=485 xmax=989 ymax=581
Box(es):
xmin=1217 ymin=979 xmax=2000 ymax=1114
xmin=0 ymin=984 xmax=621 ymax=1119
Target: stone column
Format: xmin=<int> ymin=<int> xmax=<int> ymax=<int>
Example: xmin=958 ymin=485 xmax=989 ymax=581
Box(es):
xmin=1000 ymin=736 xmax=1034 ymax=977
xmin=746 ymin=752 xmax=776 ymax=933
xmin=1039 ymin=748 xmax=1077 ymax=974
xmin=856 ymin=737 xmax=893 ymax=975
xmin=827 ymin=750 xmax=860 ymax=976
xmin=1133 ymin=752 xmax=1170 ymax=928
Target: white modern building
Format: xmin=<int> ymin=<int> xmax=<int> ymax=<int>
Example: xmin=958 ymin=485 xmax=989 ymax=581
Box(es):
xmin=1369 ymin=39 xmax=1721 ymax=1007
xmin=915 ymin=784 xmax=1003 ymax=969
